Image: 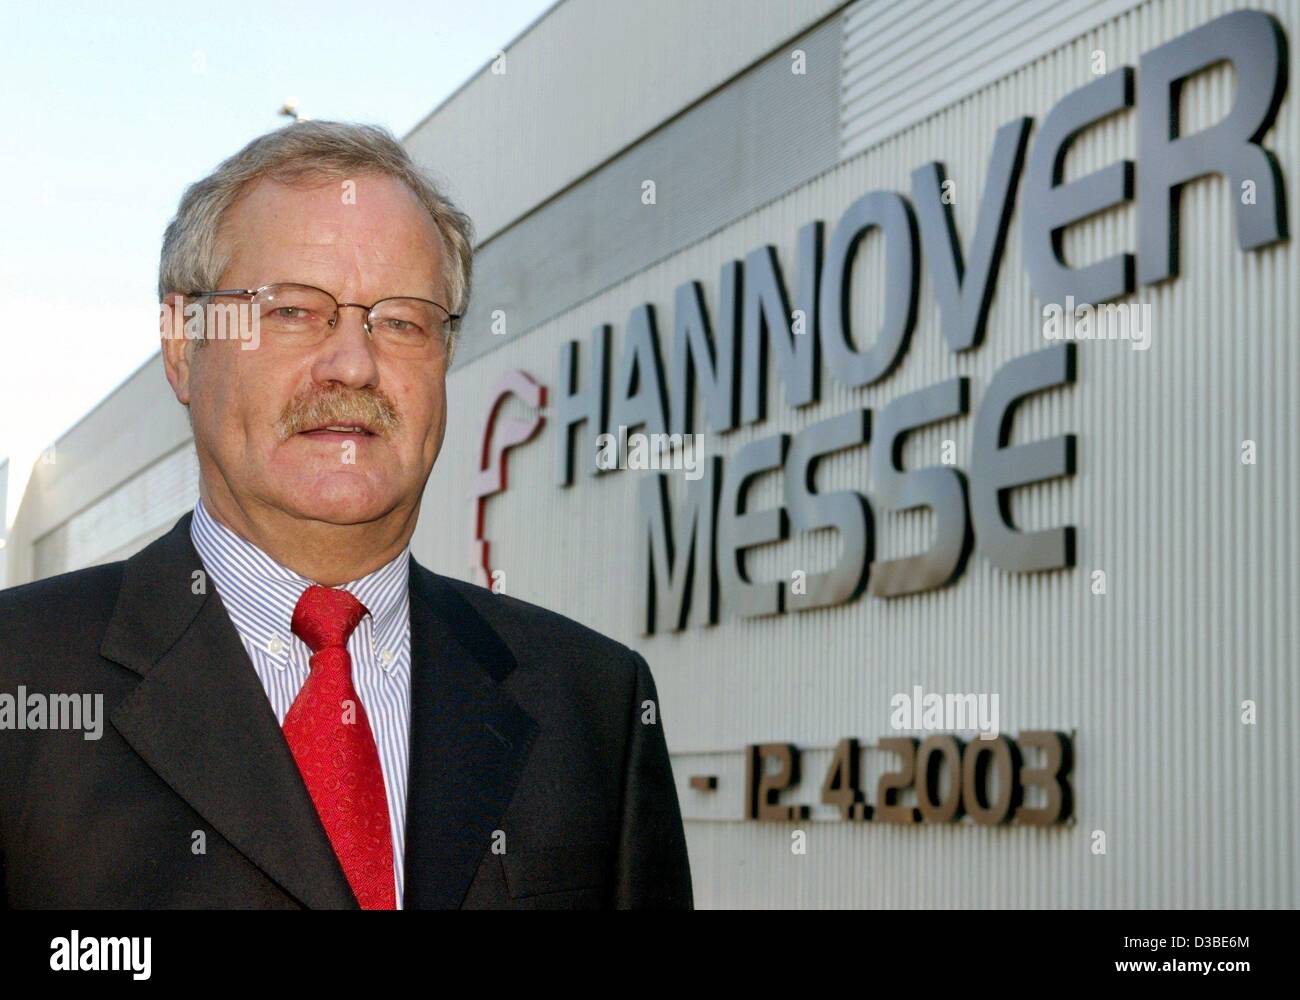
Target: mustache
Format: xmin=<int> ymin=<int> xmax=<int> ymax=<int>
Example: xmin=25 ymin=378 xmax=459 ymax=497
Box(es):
xmin=277 ymin=385 xmax=401 ymax=439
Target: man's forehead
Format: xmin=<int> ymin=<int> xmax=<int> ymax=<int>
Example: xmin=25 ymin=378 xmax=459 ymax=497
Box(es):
xmin=227 ymin=173 xmax=439 ymax=239
xmin=219 ymin=172 xmax=445 ymax=289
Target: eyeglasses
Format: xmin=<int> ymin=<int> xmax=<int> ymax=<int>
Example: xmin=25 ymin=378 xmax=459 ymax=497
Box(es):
xmin=189 ymin=282 xmax=460 ymax=360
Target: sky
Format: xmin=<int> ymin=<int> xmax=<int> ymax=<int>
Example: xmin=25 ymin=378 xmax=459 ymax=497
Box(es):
xmin=0 ymin=0 xmax=554 ymax=515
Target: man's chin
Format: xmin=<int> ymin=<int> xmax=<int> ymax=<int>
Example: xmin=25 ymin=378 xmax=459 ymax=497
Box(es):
xmin=276 ymin=473 xmax=401 ymax=527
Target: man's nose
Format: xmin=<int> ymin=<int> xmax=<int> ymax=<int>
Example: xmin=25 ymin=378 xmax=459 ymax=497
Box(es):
xmin=311 ymin=306 xmax=381 ymax=388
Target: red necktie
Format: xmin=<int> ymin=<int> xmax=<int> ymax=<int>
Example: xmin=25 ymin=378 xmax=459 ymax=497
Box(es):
xmin=284 ymin=585 xmax=396 ymax=910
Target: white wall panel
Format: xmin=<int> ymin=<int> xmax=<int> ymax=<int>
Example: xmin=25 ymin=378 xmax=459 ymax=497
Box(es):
xmin=404 ymin=0 xmax=844 ymax=242
xmin=33 ymin=442 xmax=198 ymax=578
xmin=4 ymin=353 xmax=194 ymax=586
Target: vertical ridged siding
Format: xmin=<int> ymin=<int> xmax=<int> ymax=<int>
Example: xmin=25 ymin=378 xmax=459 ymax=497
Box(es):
xmin=840 ymin=0 xmax=1146 ymax=159
xmin=410 ymin=0 xmax=1298 ymax=907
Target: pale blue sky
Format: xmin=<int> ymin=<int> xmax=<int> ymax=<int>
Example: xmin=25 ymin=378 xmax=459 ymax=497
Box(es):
xmin=0 ymin=0 xmax=553 ymax=493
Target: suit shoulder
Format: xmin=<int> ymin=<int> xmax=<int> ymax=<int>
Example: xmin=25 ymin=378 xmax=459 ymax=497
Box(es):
xmin=0 ymin=562 xmax=125 ymax=649
xmin=430 ymin=570 xmax=639 ymax=672
xmin=0 ymin=561 xmax=125 ymax=616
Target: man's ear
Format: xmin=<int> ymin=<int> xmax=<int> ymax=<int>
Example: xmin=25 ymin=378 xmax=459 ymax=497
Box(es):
xmin=160 ymin=292 xmax=193 ymax=405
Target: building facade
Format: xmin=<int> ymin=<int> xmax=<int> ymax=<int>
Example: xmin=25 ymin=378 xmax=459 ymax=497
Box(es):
xmin=5 ymin=0 xmax=1298 ymax=907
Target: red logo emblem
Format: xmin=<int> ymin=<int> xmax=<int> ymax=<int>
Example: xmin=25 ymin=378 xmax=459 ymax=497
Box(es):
xmin=469 ymin=370 xmax=546 ymax=588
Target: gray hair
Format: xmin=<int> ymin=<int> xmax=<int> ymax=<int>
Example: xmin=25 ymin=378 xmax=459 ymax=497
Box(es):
xmin=158 ymin=120 xmax=474 ymax=336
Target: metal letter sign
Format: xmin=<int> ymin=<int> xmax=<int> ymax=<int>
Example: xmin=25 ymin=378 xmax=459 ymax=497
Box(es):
xmin=522 ymin=12 xmax=1289 ymax=630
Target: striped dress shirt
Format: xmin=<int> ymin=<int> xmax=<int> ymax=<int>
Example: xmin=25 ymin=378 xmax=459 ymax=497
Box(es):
xmin=190 ymin=498 xmax=412 ymax=908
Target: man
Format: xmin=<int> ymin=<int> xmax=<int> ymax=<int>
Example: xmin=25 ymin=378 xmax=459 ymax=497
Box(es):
xmin=0 ymin=121 xmax=692 ymax=909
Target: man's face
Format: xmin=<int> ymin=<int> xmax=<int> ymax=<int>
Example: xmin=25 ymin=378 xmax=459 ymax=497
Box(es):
xmin=164 ymin=172 xmax=450 ymax=529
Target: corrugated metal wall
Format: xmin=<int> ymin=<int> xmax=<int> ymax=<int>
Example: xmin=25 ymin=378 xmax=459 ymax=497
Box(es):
xmin=841 ymin=0 xmax=1145 ymax=157
xmin=6 ymin=354 xmax=195 ymax=585
xmin=32 ymin=443 xmax=198 ymax=577
xmin=416 ymin=0 xmax=1300 ymax=907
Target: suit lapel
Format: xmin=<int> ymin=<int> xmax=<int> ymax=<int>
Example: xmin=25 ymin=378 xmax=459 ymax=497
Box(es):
xmin=102 ymin=512 xmax=358 ymax=910
xmin=403 ymin=562 xmax=538 ymax=909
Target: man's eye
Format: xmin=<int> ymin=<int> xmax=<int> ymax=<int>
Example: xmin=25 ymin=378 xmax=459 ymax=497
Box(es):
xmin=273 ymin=307 xmax=310 ymax=319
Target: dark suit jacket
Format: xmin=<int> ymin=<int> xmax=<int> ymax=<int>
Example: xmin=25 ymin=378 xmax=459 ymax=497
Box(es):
xmin=0 ymin=512 xmax=692 ymax=908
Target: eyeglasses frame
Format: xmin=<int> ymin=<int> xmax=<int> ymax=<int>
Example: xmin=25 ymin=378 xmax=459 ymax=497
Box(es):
xmin=187 ymin=281 xmax=462 ymax=347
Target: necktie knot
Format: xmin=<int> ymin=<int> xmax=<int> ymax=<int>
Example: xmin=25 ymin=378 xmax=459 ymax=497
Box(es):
xmin=291 ymin=585 xmax=369 ymax=653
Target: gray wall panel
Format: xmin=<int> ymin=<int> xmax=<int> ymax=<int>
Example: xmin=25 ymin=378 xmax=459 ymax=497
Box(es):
xmin=404 ymin=0 xmax=844 ymax=242
xmin=449 ymin=14 xmax=843 ymax=368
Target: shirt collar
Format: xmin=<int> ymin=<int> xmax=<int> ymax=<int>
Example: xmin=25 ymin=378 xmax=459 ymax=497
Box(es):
xmin=190 ymin=498 xmax=410 ymax=654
